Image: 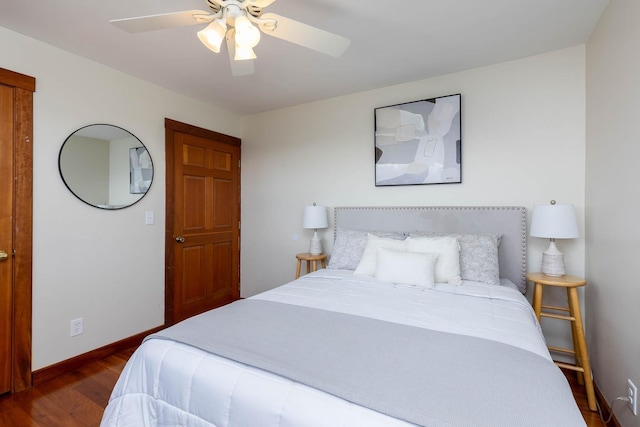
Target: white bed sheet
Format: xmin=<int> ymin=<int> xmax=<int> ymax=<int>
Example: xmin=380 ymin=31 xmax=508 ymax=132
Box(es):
xmin=102 ymin=270 xmax=553 ymax=427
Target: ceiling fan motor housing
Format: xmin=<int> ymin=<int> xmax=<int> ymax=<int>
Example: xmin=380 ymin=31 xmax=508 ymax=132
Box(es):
xmin=206 ymin=0 xmax=263 ymax=18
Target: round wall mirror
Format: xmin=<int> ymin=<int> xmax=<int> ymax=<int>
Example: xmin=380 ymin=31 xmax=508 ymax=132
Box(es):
xmin=59 ymin=124 xmax=154 ymax=209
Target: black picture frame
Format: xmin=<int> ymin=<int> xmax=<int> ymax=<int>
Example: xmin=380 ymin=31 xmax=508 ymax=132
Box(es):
xmin=374 ymin=93 xmax=461 ymax=186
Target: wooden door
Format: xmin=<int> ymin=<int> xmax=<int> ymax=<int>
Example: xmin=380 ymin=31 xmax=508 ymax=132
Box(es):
xmin=165 ymin=119 xmax=240 ymax=324
xmin=0 ymin=68 xmax=34 ymax=394
xmin=0 ymin=84 xmax=13 ymax=394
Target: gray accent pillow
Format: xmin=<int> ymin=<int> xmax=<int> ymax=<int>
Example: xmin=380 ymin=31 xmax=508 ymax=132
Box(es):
xmin=328 ymin=228 xmax=406 ymax=270
xmin=409 ymin=232 xmax=501 ymax=285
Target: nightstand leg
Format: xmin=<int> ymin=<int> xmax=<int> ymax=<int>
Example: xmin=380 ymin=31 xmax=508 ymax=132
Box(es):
xmin=567 ymin=292 xmax=584 ymax=385
xmin=295 ymin=260 xmax=302 ymax=279
xmin=568 ymin=288 xmax=596 ymax=411
xmin=532 ymin=282 xmax=543 ymax=321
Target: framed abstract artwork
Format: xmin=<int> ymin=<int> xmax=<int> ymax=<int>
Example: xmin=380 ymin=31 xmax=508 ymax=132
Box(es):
xmin=374 ymin=93 xmax=461 ymax=186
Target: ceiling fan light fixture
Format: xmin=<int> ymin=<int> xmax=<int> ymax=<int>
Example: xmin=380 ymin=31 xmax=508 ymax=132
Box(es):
xmin=111 ymin=0 xmax=352 ymax=76
xmin=233 ymin=15 xmax=261 ymax=48
xmin=234 ymin=45 xmax=257 ymax=61
xmin=197 ymin=18 xmax=227 ymax=53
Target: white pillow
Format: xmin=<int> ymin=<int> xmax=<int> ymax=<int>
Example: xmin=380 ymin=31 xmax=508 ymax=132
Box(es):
xmin=354 ymin=234 xmax=407 ymax=276
xmin=327 ymin=228 xmax=406 ymax=270
xmin=375 ymin=248 xmax=437 ymax=288
xmin=409 ymin=232 xmax=501 ymax=285
xmin=405 ymin=236 xmax=462 ymax=285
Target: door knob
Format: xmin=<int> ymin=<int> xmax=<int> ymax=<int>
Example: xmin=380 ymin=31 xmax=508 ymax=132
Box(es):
xmin=175 ymin=236 xmax=185 ymax=243
xmin=0 ymin=251 xmax=8 ymax=261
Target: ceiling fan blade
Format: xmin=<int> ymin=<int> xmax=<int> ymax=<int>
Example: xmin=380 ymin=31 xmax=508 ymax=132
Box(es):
xmin=258 ymin=13 xmax=350 ymax=57
xmin=110 ymin=10 xmax=212 ymax=33
xmin=226 ymin=31 xmax=255 ymax=76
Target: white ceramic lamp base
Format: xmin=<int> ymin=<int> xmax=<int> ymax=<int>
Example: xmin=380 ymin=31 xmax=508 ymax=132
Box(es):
xmin=541 ymin=240 xmax=566 ymax=277
xmin=309 ymin=230 xmax=322 ymax=255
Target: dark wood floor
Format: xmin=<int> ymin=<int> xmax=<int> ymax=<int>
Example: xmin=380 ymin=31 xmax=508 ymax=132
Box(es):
xmin=0 ymin=348 xmax=134 ymax=426
xmin=563 ymin=368 xmax=608 ymax=427
xmin=0 ymin=347 xmax=608 ymax=426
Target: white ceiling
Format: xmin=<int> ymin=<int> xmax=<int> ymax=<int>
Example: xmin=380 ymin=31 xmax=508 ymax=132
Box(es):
xmin=0 ymin=0 xmax=608 ymax=115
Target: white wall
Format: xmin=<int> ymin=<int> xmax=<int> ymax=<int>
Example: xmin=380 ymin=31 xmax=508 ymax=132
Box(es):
xmin=2 ymin=23 xmax=590 ymax=374
xmin=1 ymin=26 xmax=243 ymax=370
xmin=240 ymin=45 xmax=587 ymax=361
xmin=586 ymin=0 xmax=640 ymax=425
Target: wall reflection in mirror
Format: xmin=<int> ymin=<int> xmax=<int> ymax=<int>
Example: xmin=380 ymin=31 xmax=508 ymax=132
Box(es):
xmin=59 ymin=124 xmax=154 ymax=209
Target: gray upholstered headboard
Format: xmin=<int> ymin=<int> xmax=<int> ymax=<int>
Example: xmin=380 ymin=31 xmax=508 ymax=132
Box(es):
xmin=334 ymin=206 xmax=527 ymax=292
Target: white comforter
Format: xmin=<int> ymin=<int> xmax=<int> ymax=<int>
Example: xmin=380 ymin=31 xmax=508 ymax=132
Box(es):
xmin=254 ymin=270 xmax=548 ymax=359
xmin=101 ymin=270 xmax=563 ymax=427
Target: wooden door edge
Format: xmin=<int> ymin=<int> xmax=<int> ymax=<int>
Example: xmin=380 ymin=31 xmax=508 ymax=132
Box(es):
xmin=164 ymin=120 xmax=176 ymax=326
xmin=0 ymin=67 xmax=35 ymax=392
xmin=12 ymin=87 xmax=34 ymax=391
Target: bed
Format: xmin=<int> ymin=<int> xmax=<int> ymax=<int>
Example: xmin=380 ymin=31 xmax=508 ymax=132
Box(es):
xmin=101 ymin=206 xmax=586 ymax=427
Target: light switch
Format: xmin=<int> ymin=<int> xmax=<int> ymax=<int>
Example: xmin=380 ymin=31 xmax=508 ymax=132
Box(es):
xmin=145 ymin=211 xmax=154 ymax=225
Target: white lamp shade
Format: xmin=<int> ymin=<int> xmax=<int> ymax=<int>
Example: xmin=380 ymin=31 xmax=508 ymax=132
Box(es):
xmin=234 ymin=45 xmax=257 ymax=60
xmin=530 ymin=203 xmax=579 ymax=239
xmin=197 ymin=19 xmax=227 ymax=53
xmin=302 ymin=205 xmax=328 ymax=229
xmin=234 ymin=16 xmax=261 ymax=48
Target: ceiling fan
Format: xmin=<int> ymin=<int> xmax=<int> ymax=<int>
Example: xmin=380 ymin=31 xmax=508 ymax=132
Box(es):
xmin=110 ymin=0 xmax=350 ymax=76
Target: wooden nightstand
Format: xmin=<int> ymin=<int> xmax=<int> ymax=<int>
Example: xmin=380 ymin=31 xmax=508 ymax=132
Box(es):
xmin=295 ymin=253 xmax=327 ymax=279
xmin=527 ymin=272 xmax=596 ymax=411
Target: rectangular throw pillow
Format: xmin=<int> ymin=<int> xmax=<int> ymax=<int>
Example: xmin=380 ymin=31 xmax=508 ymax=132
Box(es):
xmin=405 ymin=236 xmax=461 ymax=285
xmin=328 ymin=228 xmax=406 ymax=270
xmin=409 ymin=232 xmax=501 ymax=285
xmin=375 ymin=248 xmax=437 ymax=288
xmin=353 ymin=234 xmax=407 ymax=277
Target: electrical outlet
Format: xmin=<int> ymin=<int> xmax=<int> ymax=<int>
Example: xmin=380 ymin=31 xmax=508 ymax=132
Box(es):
xmin=629 ymin=379 xmax=638 ymax=416
xmin=70 ymin=318 xmax=83 ymax=337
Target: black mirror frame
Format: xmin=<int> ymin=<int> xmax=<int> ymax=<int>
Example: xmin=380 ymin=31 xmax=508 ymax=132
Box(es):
xmin=58 ymin=124 xmax=154 ymax=210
